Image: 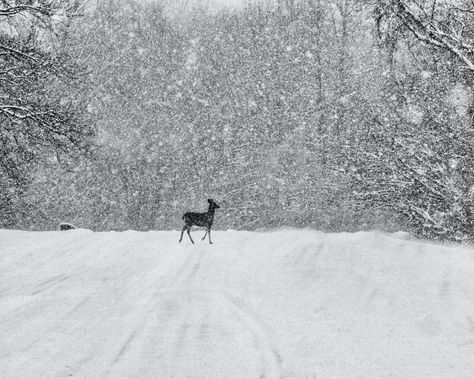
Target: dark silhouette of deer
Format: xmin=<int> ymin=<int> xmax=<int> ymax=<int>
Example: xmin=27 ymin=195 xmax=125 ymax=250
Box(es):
xmin=179 ymin=199 xmax=220 ymax=244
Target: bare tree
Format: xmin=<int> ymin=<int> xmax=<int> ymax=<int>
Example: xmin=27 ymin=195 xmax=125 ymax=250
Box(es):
xmin=375 ymin=0 xmax=474 ymax=72
xmin=0 ymin=1 xmax=94 ymax=226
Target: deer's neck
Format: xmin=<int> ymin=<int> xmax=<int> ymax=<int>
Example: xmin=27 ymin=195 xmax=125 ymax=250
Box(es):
xmin=207 ymin=207 xmax=216 ymax=220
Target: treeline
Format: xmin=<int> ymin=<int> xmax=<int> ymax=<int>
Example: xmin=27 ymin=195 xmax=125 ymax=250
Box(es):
xmin=2 ymin=0 xmax=474 ymax=242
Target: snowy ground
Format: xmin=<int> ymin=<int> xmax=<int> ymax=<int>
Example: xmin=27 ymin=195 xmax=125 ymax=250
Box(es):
xmin=1 ymin=228 xmax=474 ymax=378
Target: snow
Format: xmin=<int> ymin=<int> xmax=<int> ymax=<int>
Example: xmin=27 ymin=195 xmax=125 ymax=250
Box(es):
xmin=405 ymin=104 xmax=424 ymax=125
xmin=1 ymin=228 xmax=474 ymax=378
xmin=446 ymin=83 xmax=473 ymax=117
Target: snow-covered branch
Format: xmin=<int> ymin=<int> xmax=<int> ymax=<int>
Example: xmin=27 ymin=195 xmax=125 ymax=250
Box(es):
xmin=377 ymin=0 xmax=474 ymax=72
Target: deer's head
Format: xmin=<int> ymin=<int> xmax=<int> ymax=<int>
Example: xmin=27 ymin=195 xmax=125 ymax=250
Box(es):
xmin=208 ymin=199 xmax=220 ymax=209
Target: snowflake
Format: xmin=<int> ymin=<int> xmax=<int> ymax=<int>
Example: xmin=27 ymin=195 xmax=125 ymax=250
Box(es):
xmin=405 ymin=104 xmax=424 ymax=125
xmin=446 ymin=83 xmax=473 ymax=117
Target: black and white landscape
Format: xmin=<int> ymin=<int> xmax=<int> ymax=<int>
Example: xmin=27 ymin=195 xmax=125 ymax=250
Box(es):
xmin=2 ymin=0 xmax=474 ymax=377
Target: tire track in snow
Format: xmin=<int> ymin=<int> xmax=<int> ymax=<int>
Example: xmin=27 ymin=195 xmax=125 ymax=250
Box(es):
xmin=102 ymin=245 xmax=189 ymax=371
xmin=128 ymin=291 xmax=210 ymax=376
xmin=101 ymin=290 xmax=163 ymax=378
xmin=0 ymin=233 xmax=116 ymax=315
xmin=112 ymin=328 xmax=140 ymax=364
xmin=174 ymin=321 xmax=191 ymax=358
xmin=99 ymin=246 xmax=210 ymax=375
xmin=161 ymin=292 xmax=209 ymax=361
xmin=152 ymin=244 xmax=282 ymax=378
xmin=0 ymin=236 xmax=119 ymax=348
xmin=25 ymin=235 xmax=178 ymax=377
xmin=220 ymin=291 xmax=283 ymax=379
xmin=172 ymin=246 xmax=206 ymax=288
xmin=29 ymin=274 xmax=71 ymax=295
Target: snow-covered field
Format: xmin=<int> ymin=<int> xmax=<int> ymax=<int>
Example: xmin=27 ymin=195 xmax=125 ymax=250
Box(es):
xmin=1 ymin=228 xmax=474 ymax=378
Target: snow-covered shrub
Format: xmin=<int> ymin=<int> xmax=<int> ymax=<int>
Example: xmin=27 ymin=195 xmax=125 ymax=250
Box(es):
xmin=353 ymin=73 xmax=474 ymax=242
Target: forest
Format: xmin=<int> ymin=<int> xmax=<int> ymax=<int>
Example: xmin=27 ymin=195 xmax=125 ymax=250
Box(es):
xmin=1 ymin=0 xmax=474 ymax=242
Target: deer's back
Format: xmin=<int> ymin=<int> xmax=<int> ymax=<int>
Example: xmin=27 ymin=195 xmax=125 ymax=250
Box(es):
xmin=183 ymin=212 xmax=212 ymax=227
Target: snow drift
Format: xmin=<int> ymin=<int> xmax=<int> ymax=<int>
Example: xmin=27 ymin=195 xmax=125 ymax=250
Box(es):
xmin=1 ymin=228 xmax=474 ymax=378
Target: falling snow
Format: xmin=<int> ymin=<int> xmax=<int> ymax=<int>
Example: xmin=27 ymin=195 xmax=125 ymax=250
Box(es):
xmin=2 ymin=1 xmax=474 ymax=376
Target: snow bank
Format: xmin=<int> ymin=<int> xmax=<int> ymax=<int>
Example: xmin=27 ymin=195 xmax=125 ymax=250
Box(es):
xmin=1 ymin=228 xmax=473 ymax=378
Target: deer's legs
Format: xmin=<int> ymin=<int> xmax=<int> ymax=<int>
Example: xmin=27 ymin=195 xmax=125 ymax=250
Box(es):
xmin=179 ymin=225 xmax=194 ymax=244
xmin=201 ymin=228 xmax=213 ymax=244
xmin=208 ymin=228 xmax=213 ymax=244
xmin=179 ymin=226 xmax=187 ymax=243
xmin=186 ymin=227 xmax=195 ymax=244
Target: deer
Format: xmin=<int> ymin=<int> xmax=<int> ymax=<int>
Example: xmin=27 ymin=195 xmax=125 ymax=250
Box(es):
xmin=179 ymin=199 xmax=220 ymax=244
